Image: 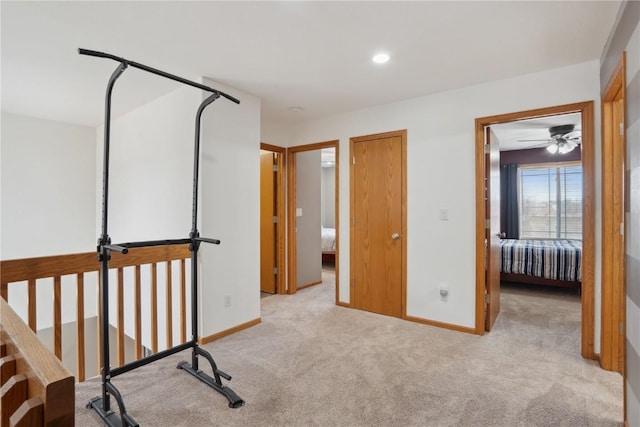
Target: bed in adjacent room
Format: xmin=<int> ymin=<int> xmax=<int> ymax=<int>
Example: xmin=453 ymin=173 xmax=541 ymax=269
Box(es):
xmin=499 ymin=239 xmax=582 ymax=290
xmin=321 ymin=226 xmax=336 ymax=264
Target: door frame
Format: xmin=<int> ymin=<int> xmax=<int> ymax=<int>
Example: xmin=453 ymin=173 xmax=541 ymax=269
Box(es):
xmin=287 ymin=140 xmax=339 ymax=297
xmin=474 ymin=101 xmax=596 ymax=361
xmin=260 ymin=143 xmax=286 ymax=295
xmin=349 ymin=130 xmax=407 ymax=317
xmin=600 ymin=52 xmax=626 ymax=374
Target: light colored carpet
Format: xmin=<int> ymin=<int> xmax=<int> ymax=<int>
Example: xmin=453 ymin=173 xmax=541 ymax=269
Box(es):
xmin=75 ymin=273 xmax=622 ymax=426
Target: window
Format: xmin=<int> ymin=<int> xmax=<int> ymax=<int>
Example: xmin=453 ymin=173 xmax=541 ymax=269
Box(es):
xmin=518 ymin=163 xmax=582 ymax=239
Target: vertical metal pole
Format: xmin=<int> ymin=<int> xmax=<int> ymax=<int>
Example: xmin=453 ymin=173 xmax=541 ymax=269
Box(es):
xmin=99 ymin=62 xmax=127 ymax=412
xmin=190 ymin=93 xmax=220 ymax=371
xmin=101 ymin=62 xmax=127 ymax=239
xmin=191 ymin=93 xmax=220 ymax=235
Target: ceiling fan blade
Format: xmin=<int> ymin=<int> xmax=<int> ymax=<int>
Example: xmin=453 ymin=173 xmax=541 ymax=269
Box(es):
xmin=563 ymin=131 xmax=582 ymax=142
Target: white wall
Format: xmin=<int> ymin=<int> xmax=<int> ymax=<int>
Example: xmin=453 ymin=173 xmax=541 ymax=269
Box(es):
xmin=1 ymin=112 xmax=97 ymax=328
xmin=97 ymin=88 xmax=198 ymax=243
xmin=200 ymin=78 xmax=261 ymax=338
xmin=277 ymin=60 xmax=602 ymax=334
xmin=2 ymin=113 xmax=96 ymax=258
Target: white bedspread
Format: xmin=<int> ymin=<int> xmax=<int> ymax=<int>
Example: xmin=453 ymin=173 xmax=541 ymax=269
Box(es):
xmin=321 ymin=227 xmax=336 ymax=252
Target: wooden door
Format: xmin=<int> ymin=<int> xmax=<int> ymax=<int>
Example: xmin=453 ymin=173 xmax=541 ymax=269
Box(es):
xmin=601 ymin=57 xmax=626 ymax=373
xmin=260 ymin=152 xmax=276 ymax=293
xmin=351 ymin=131 xmax=406 ymax=318
xmin=485 ymin=127 xmax=501 ymax=331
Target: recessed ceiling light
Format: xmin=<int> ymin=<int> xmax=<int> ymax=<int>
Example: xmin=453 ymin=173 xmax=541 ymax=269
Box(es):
xmin=289 ymin=106 xmax=304 ymax=112
xmin=372 ymin=53 xmax=390 ymax=64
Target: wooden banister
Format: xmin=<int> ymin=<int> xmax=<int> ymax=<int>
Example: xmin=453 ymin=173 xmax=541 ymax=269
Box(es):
xmin=0 ymin=244 xmax=191 ymax=384
xmin=0 ymin=299 xmax=74 ymax=426
xmin=0 ymin=253 xmax=97 ymax=283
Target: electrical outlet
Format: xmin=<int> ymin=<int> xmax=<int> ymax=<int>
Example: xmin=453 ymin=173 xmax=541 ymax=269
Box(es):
xmin=224 ymin=295 xmax=231 ymax=307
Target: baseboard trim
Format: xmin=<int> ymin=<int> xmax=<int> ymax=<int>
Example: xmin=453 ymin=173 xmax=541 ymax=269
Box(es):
xmin=199 ymin=317 xmax=261 ymax=345
xmin=404 ymin=314 xmax=476 ymax=335
xmin=297 ymin=280 xmax=323 ymax=291
xmin=336 ymin=301 xmax=350 ymax=308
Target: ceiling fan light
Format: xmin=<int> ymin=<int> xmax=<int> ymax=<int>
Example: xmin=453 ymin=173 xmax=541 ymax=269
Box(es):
xmin=546 ymin=144 xmax=558 ymax=154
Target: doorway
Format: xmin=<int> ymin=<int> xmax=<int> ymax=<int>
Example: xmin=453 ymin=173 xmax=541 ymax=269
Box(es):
xmin=260 ymin=143 xmax=285 ymax=295
xmin=349 ymin=130 xmax=407 ymax=318
xmin=475 ymin=102 xmax=597 ymax=360
xmin=287 ymin=140 xmax=339 ymax=298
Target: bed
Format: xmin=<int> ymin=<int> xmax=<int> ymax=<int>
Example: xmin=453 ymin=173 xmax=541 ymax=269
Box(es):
xmin=499 ymin=239 xmax=582 ymax=290
xmin=321 ymin=226 xmax=336 ymax=264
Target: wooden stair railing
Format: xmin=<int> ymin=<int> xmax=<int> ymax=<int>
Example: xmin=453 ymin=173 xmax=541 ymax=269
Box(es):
xmin=0 ymin=244 xmax=191 ymax=383
xmin=0 ymin=298 xmax=74 ymax=426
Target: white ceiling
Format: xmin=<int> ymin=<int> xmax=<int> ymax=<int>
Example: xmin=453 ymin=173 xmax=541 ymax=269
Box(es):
xmin=1 ymin=1 xmax=621 ymax=129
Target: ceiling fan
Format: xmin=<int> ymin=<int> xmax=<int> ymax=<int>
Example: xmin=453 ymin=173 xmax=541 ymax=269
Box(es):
xmin=518 ymin=124 xmax=581 ymax=154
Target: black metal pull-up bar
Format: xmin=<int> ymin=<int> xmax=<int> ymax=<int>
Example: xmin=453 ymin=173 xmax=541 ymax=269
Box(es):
xmin=81 ymin=48 xmax=244 ymax=427
xmin=78 ymin=48 xmax=240 ymax=105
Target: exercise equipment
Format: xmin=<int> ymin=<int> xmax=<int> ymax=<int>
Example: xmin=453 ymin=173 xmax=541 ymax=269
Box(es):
xmin=79 ymin=48 xmax=244 ymax=427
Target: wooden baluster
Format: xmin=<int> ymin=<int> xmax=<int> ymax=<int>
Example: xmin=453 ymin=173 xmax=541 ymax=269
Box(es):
xmin=117 ymin=268 xmax=124 ymax=367
xmin=10 ymin=397 xmax=44 ymax=427
xmin=180 ymin=259 xmax=186 ymax=344
xmin=0 ymin=355 xmax=16 ymax=386
xmin=27 ymin=279 xmax=36 ymax=332
xmin=76 ymin=274 xmax=85 ymax=383
xmin=0 ymin=373 xmax=28 ymax=427
xmin=166 ymin=261 xmax=173 ymax=348
xmin=151 ymin=263 xmax=158 ymax=353
xmin=0 ymin=283 xmax=7 ymax=302
xmin=53 ymin=277 xmax=61 ymax=360
xmin=134 ymin=266 xmax=142 ymax=359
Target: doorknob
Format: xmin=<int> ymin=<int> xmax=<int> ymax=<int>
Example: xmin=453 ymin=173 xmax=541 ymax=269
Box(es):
xmin=391 ymin=233 xmax=400 ymax=240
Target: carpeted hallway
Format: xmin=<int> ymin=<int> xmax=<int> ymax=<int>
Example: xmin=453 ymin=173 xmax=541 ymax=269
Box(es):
xmin=75 ymin=270 xmax=622 ymax=426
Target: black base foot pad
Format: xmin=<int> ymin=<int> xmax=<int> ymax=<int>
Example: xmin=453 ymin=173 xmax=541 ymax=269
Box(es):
xmin=177 ymin=361 xmax=245 ymax=408
xmin=87 ymin=397 xmax=139 ymax=427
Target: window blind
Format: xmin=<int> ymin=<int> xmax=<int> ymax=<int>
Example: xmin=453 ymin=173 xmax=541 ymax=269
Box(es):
xmin=518 ymin=164 xmax=582 ymax=239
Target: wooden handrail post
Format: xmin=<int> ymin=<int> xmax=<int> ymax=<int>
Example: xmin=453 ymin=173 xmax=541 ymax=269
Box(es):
xmin=134 ymin=265 xmax=142 ymax=359
xmin=53 ymin=277 xmax=61 ymax=360
xmin=27 ymin=279 xmax=36 ymax=332
xmin=151 ymin=263 xmax=158 ymax=353
xmin=76 ymin=273 xmax=86 ymax=383
xmin=117 ymin=267 xmax=125 ymax=366
xmin=166 ymin=261 xmax=173 ymax=348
